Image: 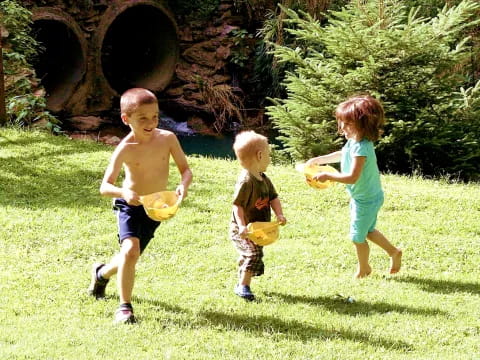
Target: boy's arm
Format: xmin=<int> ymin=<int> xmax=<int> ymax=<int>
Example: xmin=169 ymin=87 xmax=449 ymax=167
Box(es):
xmin=169 ymin=134 xmax=192 ymax=201
xmin=270 ymin=198 xmax=286 ymax=225
xmin=306 ymin=151 xmax=342 ymax=166
xmin=232 ymin=204 xmax=248 ymax=238
xmin=99 ymin=145 xmax=140 ymax=205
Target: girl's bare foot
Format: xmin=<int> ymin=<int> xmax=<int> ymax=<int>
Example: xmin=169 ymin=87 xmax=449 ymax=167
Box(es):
xmin=389 ymin=249 xmax=402 ymax=274
xmin=354 ymin=265 xmax=372 ymax=279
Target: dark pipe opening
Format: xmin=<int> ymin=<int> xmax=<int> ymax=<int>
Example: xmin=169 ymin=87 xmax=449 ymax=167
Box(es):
xmin=31 ymin=20 xmax=85 ymax=112
xmin=101 ymin=5 xmax=178 ymax=94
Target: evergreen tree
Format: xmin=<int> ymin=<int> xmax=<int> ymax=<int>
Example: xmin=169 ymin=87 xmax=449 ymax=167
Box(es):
xmin=267 ymin=0 xmax=480 ymax=180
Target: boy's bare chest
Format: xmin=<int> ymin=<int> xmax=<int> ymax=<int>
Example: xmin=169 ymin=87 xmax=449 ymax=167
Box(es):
xmin=124 ymin=143 xmax=169 ymax=170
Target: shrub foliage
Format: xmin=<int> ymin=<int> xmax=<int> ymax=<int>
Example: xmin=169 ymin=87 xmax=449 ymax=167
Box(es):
xmin=266 ymin=0 xmax=480 ymax=180
xmin=0 ymin=0 xmax=59 ymax=130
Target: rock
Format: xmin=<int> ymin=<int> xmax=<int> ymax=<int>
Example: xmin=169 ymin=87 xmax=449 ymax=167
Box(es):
xmin=99 ymin=135 xmax=121 ymax=146
xmin=220 ymin=25 xmax=238 ymax=36
xmin=175 ymin=61 xmax=217 ymax=82
xmin=165 ymin=86 xmax=185 ymax=97
xmin=173 ymin=97 xmax=208 ymax=113
xmin=215 ymin=46 xmax=231 ymax=60
xmin=219 ymin=3 xmax=233 ymax=11
xmin=178 ymin=27 xmax=193 ymax=42
xmin=69 ymin=116 xmax=104 ymax=131
xmin=183 ymin=40 xmax=224 ymax=68
xmin=32 ymin=118 xmax=49 ymax=129
xmin=211 ymin=74 xmax=232 ymax=84
xmin=188 ymin=91 xmax=204 ymax=102
xmin=68 ymin=132 xmax=97 ymax=141
xmin=205 ymin=26 xmax=219 ymax=37
xmin=187 ymin=116 xmax=216 ymax=135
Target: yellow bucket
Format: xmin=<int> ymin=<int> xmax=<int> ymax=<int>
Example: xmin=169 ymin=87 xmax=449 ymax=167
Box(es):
xmin=296 ymin=163 xmax=338 ymax=189
xmin=140 ymin=191 xmax=180 ymax=221
xmin=246 ymin=221 xmax=280 ymax=246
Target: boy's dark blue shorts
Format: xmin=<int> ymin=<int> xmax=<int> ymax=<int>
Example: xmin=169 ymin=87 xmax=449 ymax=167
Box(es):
xmin=113 ymin=198 xmax=161 ymax=253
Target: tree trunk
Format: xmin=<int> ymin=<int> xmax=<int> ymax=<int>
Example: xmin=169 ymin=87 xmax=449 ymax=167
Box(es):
xmin=0 ymin=25 xmax=6 ymax=126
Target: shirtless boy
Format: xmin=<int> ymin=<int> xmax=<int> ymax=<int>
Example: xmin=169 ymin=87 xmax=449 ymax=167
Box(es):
xmin=87 ymin=88 xmax=192 ymax=324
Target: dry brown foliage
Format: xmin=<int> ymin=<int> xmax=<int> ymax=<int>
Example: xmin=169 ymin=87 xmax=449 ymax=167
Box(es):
xmin=198 ymin=80 xmax=244 ymax=133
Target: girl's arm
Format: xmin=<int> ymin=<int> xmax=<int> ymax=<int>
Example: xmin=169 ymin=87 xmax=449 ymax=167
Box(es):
xmin=270 ymin=198 xmax=286 ymax=225
xmin=314 ymin=156 xmax=365 ymax=184
xmin=306 ymin=151 xmax=342 ymax=166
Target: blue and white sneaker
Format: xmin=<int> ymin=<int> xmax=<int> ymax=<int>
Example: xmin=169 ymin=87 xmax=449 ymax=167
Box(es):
xmin=234 ymin=285 xmax=255 ymax=301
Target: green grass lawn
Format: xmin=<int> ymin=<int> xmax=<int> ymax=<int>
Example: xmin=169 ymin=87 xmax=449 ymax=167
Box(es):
xmin=1 ymin=128 xmax=479 ymax=360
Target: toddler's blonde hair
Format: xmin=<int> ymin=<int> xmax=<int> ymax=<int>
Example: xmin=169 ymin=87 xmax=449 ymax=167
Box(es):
xmin=233 ymin=130 xmax=269 ymax=167
xmin=120 ymin=88 xmax=158 ymax=117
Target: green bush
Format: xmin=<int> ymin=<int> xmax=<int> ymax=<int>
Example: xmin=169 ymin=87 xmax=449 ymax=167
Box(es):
xmin=0 ymin=0 xmax=60 ymax=130
xmin=250 ymin=2 xmax=350 ymax=106
xmin=266 ymin=0 xmax=480 ymax=181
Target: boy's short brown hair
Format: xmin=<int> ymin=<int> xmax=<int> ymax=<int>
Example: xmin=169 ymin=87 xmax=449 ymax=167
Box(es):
xmin=233 ymin=130 xmax=269 ymax=167
xmin=120 ymin=88 xmax=158 ymax=116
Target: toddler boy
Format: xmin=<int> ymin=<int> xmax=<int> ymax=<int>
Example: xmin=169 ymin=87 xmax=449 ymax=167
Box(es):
xmin=230 ymin=131 xmax=286 ymax=301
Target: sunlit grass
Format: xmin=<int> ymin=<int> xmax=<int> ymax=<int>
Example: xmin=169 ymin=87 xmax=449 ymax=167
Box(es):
xmin=1 ymin=128 xmax=479 ymax=359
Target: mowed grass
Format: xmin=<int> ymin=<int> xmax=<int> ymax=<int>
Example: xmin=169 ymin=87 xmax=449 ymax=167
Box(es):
xmin=0 ymin=128 xmax=479 ymax=360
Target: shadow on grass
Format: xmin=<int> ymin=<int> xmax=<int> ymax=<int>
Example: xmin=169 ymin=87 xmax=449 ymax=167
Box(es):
xmin=132 ymin=296 xmax=195 ymax=325
xmin=265 ymin=292 xmax=447 ymax=317
xmin=133 ymin=296 xmax=188 ymax=315
xmin=391 ymin=275 xmax=480 ymax=295
xmin=198 ymin=309 xmax=413 ymax=351
xmin=0 ymin=133 xmax=107 ymax=209
xmin=133 ymin=296 xmax=412 ymax=350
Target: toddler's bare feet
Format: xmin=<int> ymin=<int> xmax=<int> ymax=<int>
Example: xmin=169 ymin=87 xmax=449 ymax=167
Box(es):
xmin=354 ymin=265 xmax=372 ymax=279
xmin=389 ymin=249 xmax=402 ymax=274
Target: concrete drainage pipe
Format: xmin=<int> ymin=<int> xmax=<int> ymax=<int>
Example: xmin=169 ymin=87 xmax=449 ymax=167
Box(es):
xmin=29 ymin=2 xmax=178 ymax=116
xmin=31 ymin=8 xmax=86 ymax=113
xmin=99 ymin=2 xmax=179 ymax=95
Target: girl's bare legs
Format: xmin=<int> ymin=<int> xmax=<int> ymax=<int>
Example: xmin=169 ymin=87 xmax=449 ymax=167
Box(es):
xmin=353 ymin=242 xmax=372 ymax=278
xmin=367 ymin=230 xmax=402 ymax=274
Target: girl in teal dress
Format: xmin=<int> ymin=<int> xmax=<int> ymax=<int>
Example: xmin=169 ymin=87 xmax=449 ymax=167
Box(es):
xmin=306 ymin=95 xmax=402 ymax=278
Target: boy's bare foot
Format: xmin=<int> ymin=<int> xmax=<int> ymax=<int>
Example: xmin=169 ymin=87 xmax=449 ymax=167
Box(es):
xmin=354 ymin=265 xmax=372 ymax=279
xmin=389 ymin=249 xmax=402 ymax=274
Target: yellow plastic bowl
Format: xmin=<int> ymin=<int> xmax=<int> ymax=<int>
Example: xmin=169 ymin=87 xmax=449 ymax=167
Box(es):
xmin=296 ymin=163 xmax=339 ymax=189
xmin=140 ymin=191 xmax=180 ymax=221
xmin=246 ymin=221 xmax=280 ymax=246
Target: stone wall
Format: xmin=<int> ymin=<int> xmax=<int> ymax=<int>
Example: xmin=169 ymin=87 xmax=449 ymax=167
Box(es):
xmin=21 ymin=0 xmax=247 ymax=132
